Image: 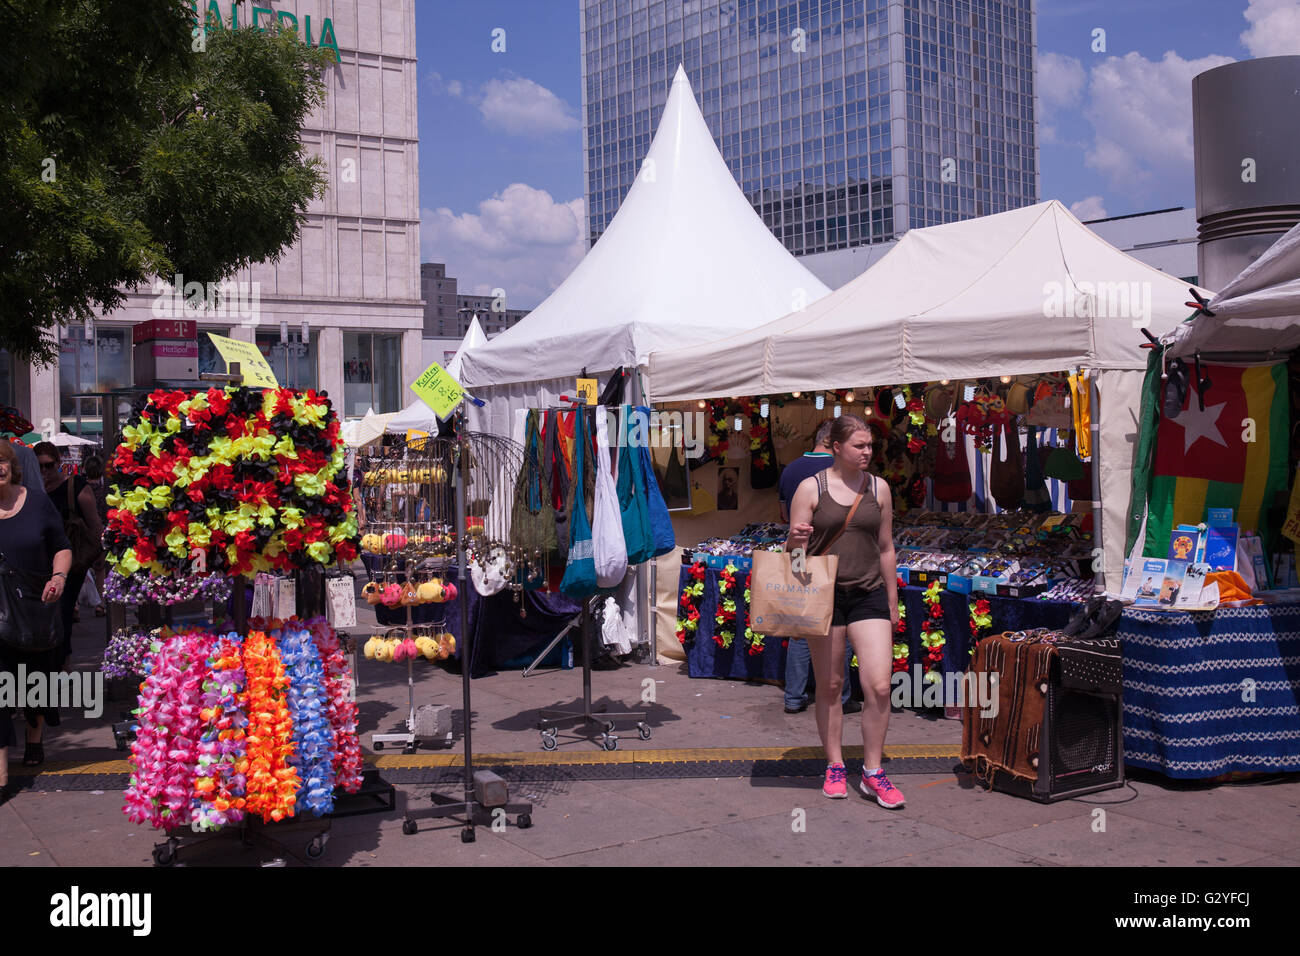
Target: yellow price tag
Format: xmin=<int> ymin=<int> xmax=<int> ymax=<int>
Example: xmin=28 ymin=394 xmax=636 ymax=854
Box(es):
xmin=576 ymin=378 xmax=598 ymax=405
xmin=410 ymin=361 xmax=465 ymax=420
xmin=205 ymin=332 xmax=280 ymax=388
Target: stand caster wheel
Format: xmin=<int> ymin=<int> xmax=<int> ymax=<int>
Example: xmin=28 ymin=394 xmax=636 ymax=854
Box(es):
xmin=603 ymin=721 xmax=616 ymax=733
xmin=402 ymin=744 xmax=416 ymax=755
xmin=600 ymin=733 xmax=619 ymax=751
xmin=638 ymin=723 xmax=652 ymax=740
xmin=517 ymin=813 xmax=532 ymax=829
xmin=152 ymin=845 xmax=176 ymax=867
xmin=402 ymin=819 xmax=418 ymax=835
xmin=306 ymin=836 xmax=326 ymax=860
xmin=540 ymin=730 xmax=558 ymax=751
xmin=373 ymin=741 xmax=384 ymax=751
xmin=461 ymin=827 xmax=475 ymax=844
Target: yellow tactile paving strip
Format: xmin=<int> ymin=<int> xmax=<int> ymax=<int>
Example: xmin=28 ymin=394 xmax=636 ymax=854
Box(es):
xmin=14 ymin=744 xmax=961 ymax=776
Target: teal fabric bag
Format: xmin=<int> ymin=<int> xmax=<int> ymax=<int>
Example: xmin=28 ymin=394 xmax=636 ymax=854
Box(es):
xmin=617 ymin=405 xmax=653 ymax=565
xmin=560 ymin=406 xmax=600 ymax=599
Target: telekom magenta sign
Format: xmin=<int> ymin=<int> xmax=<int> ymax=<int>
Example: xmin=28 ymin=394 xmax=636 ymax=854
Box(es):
xmin=189 ymin=2 xmax=341 ymax=62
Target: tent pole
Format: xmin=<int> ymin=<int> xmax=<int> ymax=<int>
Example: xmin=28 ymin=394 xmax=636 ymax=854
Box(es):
xmin=1089 ymin=370 xmax=1105 ymax=596
xmin=631 ymin=371 xmax=654 ymax=666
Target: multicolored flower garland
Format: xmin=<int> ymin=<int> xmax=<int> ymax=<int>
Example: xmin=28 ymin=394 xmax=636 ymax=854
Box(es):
xmin=675 ymin=561 xmax=706 ymax=645
xmin=968 ymin=597 xmax=993 ymax=656
xmin=275 ymin=620 xmax=336 ymax=817
xmin=920 ymin=580 xmax=946 ymax=684
xmin=742 ymin=571 xmax=765 ymax=655
xmin=103 ymin=570 xmax=233 ymax=607
xmin=242 ymin=628 xmax=301 ymax=824
xmin=191 ymin=634 xmax=248 ymax=832
xmin=104 ymin=627 xmax=164 ymax=680
xmin=892 ymin=577 xmax=909 ymax=674
xmin=715 ymin=563 xmax=739 ymax=649
xmin=104 ymin=386 xmax=360 ymax=580
xmin=307 ymin=618 xmax=364 ymax=793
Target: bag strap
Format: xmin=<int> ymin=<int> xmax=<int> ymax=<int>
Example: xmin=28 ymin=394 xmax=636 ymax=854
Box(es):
xmin=815 ymin=474 xmax=866 ymax=556
xmin=66 ymin=477 xmax=75 ymax=518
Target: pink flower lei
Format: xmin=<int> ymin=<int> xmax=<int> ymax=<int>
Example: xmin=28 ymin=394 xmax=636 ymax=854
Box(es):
xmin=305 ymin=616 xmax=364 ymax=794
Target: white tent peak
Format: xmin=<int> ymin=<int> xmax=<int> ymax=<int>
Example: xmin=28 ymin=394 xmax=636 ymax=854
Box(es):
xmin=459 ymin=66 xmax=830 ymax=389
xmin=445 ymin=313 xmax=487 ymax=383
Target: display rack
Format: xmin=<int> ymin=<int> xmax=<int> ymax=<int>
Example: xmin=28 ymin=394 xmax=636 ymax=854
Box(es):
xmin=400 ymin=413 xmax=536 ymax=842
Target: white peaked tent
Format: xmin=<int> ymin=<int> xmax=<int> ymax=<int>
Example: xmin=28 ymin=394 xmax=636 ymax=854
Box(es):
xmin=648 ymin=200 xmax=1215 ymax=594
xmin=1167 ymin=219 xmax=1300 ymax=359
xmin=384 ymin=316 xmax=489 ymax=435
xmin=460 ymin=65 xmax=830 ymax=434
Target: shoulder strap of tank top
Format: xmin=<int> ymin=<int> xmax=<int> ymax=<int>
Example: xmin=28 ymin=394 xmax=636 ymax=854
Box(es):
xmin=815 ymin=475 xmax=867 ymax=556
xmin=816 ymin=468 xmax=828 ymax=500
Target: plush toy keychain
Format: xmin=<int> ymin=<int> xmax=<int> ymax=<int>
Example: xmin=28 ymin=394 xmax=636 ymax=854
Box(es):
xmin=362 ymin=581 xmax=382 ymax=605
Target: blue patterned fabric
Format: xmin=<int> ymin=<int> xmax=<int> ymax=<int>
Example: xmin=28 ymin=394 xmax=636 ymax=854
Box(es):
xmin=678 ymin=565 xmax=788 ymax=681
xmin=1119 ymin=603 xmax=1300 ymax=779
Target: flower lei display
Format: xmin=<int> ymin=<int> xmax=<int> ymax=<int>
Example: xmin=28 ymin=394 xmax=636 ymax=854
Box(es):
xmin=307 ymin=617 xmax=364 ymax=793
xmin=104 ymin=386 xmax=359 ymax=580
xmin=103 ymin=569 xmax=233 ymax=607
xmin=275 ymin=620 xmax=336 ymax=817
xmin=242 ymin=628 xmax=301 ymax=823
xmin=954 ymin=392 xmax=1010 ymax=452
xmin=104 ymin=627 xmax=164 ymax=679
xmin=675 ymin=561 xmax=706 ymax=645
xmin=703 ymin=399 xmax=731 ymax=465
xmin=124 ymin=629 xmax=215 ymax=830
xmin=191 ymin=634 xmax=248 ymax=832
xmin=892 ymin=577 xmax=909 ymax=673
xmin=714 ymin=563 xmax=740 ymax=649
xmin=920 ymin=580 xmax=946 ymax=684
xmin=968 ymin=597 xmax=993 ymax=657
xmin=742 ymin=571 xmax=765 ymax=655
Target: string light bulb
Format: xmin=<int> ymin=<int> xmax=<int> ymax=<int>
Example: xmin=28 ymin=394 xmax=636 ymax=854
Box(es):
xmin=791 ymin=391 xmax=801 ymax=399
xmin=815 ymin=394 xmax=825 ymax=410
xmin=1000 ymin=375 xmax=1012 ymax=384
xmin=698 ymin=400 xmax=707 ymax=409
xmin=844 ymin=391 xmax=855 ymax=403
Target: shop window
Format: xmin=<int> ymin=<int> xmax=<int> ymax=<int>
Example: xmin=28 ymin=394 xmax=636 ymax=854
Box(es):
xmin=59 ymin=326 xmax=130 ymax=432
xmin=256 ymin=330 xmax=317 ymax=391
xmin=343 ymin=332 xmax=401 ymax=417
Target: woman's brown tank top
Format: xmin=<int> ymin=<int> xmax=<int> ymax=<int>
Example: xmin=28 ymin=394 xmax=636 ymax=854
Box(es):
xmin=807 ymin=469 xmax=883 ymax=592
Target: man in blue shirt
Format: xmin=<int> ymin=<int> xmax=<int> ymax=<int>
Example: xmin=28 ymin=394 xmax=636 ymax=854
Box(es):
xmin=778 ymin=420 xmax=858 ymax=714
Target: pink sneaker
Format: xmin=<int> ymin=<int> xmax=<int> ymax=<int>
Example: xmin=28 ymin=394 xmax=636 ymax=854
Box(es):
xmin=822 ymin=763 xmax=848 ymax=799
xmin=860 ymin=770 xmax=905 ymax=809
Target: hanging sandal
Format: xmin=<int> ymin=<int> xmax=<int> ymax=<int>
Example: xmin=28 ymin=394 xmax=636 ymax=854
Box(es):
xmin=22 ymin=742 xmax=44 ymax=767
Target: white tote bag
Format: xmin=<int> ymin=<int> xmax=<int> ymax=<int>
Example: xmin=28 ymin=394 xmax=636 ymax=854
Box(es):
xmin=592 ymin=405 xmax=628 ymax=588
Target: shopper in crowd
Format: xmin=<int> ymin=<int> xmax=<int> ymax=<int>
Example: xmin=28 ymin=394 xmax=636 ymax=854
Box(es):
xmin=78 ymin=453 xmax=109 ymax=617
xmin=778 ymin=420 xmax=857 ymax=715
xmin=33 ymin=442 xmax=102 ymax=659
xmin=0 ymin=440 xmax=73 ymax=786
xmin=785 ymin=414 xmax=903 ymax=808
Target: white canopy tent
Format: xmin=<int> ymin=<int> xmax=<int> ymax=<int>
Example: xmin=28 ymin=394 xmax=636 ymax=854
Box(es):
xmin=1166 ymin=219 xmax=1300 ymax=360
xmin=648 ymin=200 xmax=1215 ymax=594
xmin=460 ymin=65 xmax=830 ymax=435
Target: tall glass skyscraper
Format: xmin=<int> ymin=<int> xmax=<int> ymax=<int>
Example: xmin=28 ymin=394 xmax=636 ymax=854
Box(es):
xmin=580 ymin=0 xmax=1038 ymax=257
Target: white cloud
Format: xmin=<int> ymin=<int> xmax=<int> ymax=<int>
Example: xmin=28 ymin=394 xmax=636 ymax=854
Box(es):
xmin=1070 ymin=195 xmax=1108 ymax=220
xmin=477 ymin=76 xmax=580 ymax=137
xmin=422 ymin=184 xmax=586 ymax=308
xmin=1241 ymin=0 xmax=1300 ymax=57
xmin=423 ymin=72 xmax=579 ymax=138
xmin=1082 ymin=50 xmax=1235 ymax=197
xmin=1037 ymin=51 xmax=1088 ymax=147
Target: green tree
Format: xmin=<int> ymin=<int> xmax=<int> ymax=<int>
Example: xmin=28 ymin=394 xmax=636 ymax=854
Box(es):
xmin=0 ymin=0 xmax=332 ymax=366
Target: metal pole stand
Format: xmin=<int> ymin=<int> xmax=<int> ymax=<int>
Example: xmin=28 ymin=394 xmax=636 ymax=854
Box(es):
xmin=151 ymin=815 xmax=332 ymax=867
xmin=370 ymin=655 xmax=418 ymax=753
xmin=537 ymin=597 xmax=651 ymax=751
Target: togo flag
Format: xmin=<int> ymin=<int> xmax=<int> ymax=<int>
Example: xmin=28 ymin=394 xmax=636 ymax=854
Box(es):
xmin=1148 ymin=362 xmax=1290 ymax=557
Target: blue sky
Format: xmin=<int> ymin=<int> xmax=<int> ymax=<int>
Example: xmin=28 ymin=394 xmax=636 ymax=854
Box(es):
xmin=414 ymin=0 xmax=1299 ymax=308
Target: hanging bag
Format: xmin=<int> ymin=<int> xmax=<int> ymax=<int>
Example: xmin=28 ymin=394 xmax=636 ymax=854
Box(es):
xmin=560 ymin=406 xmax=600 ymax=599
xmin=932 ymin=433 xmax=973 ymax=503
xmin=989 ymin=420 xmax=1025 ymax=510
xmin=1022 ymin=427 xmax=1052 ymax=512
xmin=617 ymin=405 xmax=654 ymax=565
xmin=592 ymin=406 xmax=628 ymax=587
xmin=0 ymin=551 xmax=61 ymax=652
xmin=511 ymin=410 xmax=558 ymax=555
xmin=545 ymin=409 xmax=573 ymax=562
xmin=635 ymin=406 xmax=677 ymax=557
xmin=748 ymin=477 xmax=865 ymax=639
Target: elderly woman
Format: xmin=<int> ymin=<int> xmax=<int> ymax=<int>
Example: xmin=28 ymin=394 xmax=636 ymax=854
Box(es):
xmin=0 ymin=440 xmax=72 ymax=796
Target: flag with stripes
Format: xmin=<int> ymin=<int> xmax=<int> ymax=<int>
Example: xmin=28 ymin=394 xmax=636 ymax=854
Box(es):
xmin=1148 ymin=362 xmax=1290 ymax=556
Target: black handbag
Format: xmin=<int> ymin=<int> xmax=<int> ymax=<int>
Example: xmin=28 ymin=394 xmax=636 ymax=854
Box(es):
xmin=0 ymin=552 xmax=61 ymax=652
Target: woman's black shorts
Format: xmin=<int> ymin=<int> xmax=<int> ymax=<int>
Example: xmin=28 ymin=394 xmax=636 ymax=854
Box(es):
xmin=832 ymin=586 xmax=891 ymax=627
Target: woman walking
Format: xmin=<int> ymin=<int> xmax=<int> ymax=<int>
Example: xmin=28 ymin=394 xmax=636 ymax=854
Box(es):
xmin=0 ymin=440 xmax=72 ymax=794
xmin=785 ymin=415 xmax=904 ymax=808
xmin=33 ymin=442 xmax=102 ymax=661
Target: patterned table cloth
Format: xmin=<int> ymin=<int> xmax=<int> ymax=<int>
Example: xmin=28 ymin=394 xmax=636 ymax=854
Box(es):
xmin=1118 ymin=603 xmax=1300 ymax=779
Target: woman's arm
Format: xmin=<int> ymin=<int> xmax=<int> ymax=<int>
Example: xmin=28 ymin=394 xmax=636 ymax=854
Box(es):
xmin=875 ymin=477 xmax=898 ymax=625
xmin=43 ymin=548 xmax=72 ymax=604
xmin=784 ymin=476 xmax=817 ymax=553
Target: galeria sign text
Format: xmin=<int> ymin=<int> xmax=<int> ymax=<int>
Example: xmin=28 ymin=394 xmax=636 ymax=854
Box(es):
xmin=188 ymin=2 xmax=341 ymax=62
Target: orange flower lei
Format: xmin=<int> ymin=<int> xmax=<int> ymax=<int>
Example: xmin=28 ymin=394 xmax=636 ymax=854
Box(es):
xmin=242 ymin=629 xmax=300 ymax=823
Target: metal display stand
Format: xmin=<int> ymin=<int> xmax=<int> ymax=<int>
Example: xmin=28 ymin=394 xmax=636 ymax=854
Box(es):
xmin=401 ymin=409 xmax=535 ymax=842
xmin=536 ymin=597 xmax=651 ymax=751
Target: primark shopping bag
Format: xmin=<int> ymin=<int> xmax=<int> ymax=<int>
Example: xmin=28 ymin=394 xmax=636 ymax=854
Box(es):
xmin=748 ymin=550 xmax=838 ymax=639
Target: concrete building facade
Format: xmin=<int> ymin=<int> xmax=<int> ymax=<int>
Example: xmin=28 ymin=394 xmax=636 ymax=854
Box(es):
xmin=13 ymin=0 xmax=423 ymax=432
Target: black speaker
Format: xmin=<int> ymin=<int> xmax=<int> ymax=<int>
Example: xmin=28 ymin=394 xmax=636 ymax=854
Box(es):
xmin=990 ymin=639 xmax=1124 ymax=803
